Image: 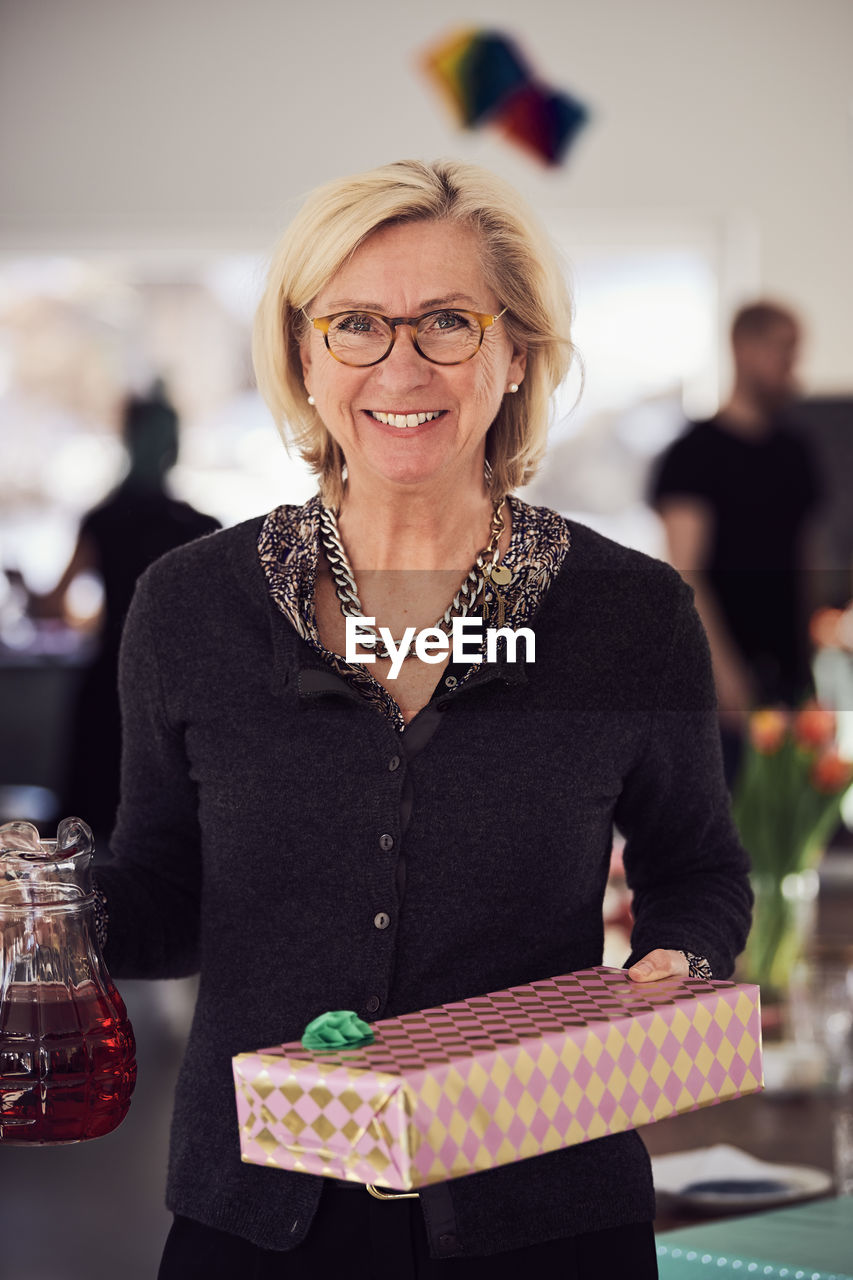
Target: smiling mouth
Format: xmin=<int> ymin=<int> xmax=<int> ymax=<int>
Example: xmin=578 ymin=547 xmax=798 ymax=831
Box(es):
xmin=367 ymin=410 xmax=446 ymax=429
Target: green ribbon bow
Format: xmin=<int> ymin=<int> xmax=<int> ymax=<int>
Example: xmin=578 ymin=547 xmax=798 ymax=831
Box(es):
xmin=301 ymin=1010 xmax=375 ymax=1052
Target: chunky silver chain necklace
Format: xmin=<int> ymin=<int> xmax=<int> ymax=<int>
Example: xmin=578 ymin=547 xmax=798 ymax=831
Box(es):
xmin=319 ymin=499 xmax=508 ymax=662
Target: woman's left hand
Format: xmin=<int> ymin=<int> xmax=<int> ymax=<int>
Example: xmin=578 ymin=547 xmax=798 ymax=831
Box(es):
xmin=627 ymin=949 xmax=690 ymax=982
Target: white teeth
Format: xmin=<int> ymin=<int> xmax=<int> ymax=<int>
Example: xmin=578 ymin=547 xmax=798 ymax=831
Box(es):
xmin=369 ymin=410 xmax=442 ymax=428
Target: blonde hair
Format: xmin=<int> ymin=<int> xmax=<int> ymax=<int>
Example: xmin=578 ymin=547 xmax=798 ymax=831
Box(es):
xmin=253 ymin=158 xmax=574 ymax=508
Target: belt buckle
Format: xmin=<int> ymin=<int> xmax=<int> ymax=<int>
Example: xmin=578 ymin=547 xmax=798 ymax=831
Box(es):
xmin=365 ymin=1183 xmax=419 ymax=1201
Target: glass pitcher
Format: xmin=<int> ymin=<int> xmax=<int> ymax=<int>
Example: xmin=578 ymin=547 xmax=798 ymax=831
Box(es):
xmin=0 ymin=818 xmax=136 ymax=1144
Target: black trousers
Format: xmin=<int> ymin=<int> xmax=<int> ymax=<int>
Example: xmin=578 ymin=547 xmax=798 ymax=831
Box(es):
xmin=158 ymin=1184 xmax=659 ymax=1279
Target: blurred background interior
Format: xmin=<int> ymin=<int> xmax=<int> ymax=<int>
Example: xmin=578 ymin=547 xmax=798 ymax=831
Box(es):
xmin=1 ymin=1 xmax=852 ymax=1276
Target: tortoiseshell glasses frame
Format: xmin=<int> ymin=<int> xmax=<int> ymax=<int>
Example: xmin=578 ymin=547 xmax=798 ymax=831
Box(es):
xmin=308 ymin=307 xmax=508 ymax=367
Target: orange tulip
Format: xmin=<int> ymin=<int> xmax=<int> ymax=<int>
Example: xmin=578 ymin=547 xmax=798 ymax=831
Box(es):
xmin=748 ymin=708 xmax=789 ymax=754
xmin=811 ymin=751 xmax=853 ymax=795
xmin=809 ymin=608 xmax=843 ymax=649
xmin=793 ymin=701 xmax=836 ymax=750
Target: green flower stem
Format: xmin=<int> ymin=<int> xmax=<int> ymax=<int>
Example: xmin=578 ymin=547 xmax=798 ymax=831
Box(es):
xmin=732 ymin=720 xmax=853 ymax=1000
xmin=743 ymin=870 xmax=819 ymax=999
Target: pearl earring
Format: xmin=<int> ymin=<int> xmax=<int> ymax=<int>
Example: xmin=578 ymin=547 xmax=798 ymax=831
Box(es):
xmin=508 ymin=383 xmax=519 ymax=393
xmin=307 ymin=395 xmax=315 ymax=406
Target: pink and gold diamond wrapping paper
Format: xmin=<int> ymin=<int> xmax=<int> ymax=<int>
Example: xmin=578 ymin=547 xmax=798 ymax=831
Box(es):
xmin=232 ymin=966 xmax=763 ymax=1190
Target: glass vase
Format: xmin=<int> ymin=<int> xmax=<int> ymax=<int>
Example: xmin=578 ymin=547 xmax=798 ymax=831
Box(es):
xmin=740 ymin=867 xmax=820 ymax=1004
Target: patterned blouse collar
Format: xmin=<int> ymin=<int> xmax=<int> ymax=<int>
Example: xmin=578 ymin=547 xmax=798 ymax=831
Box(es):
xmin=258 ymin=493 xmax=570 ymax=730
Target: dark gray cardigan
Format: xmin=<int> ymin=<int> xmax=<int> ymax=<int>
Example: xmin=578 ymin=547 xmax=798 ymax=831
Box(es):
xmin=97 ymin=510 xmax=752 ymax=1257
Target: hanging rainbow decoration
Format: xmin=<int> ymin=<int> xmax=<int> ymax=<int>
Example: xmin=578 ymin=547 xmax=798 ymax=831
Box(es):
xmin=421 ymin=29 xmax=589 ymax=167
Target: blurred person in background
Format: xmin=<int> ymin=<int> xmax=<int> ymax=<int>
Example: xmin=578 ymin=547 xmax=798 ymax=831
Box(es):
xmin=650 ymin=302 xmax=823 ymax=783
xmin=33 ymin=384 xmax=220 ymax=839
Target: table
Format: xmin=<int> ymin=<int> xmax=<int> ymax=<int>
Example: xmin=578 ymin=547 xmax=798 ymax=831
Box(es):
xmin=642 ymin=1089 xmax=838 ymax=1233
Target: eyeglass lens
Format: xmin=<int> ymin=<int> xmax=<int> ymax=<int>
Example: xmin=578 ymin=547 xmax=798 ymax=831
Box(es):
xmin=326 ymin=310 xmax=484 ymax=365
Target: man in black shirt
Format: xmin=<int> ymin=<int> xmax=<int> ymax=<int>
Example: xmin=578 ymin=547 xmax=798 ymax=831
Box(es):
xmin=650 ymin=302 xmax=822 ymax=778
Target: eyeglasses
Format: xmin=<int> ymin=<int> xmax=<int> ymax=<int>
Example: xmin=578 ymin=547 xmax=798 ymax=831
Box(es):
xmin=309 ymin=307 xmax=507 ymax=367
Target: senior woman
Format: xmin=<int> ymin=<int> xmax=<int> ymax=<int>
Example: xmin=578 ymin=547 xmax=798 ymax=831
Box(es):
xmin=94 ymin=159 xmax=752 ymax=1278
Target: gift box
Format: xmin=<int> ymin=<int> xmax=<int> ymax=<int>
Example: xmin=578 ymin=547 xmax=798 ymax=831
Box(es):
xmin=232 ymin=966 xmax=763 ymax=1191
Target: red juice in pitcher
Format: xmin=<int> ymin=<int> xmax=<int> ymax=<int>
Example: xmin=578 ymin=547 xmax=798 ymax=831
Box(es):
xmin=0 ymin=981 xmax=136 ymax=1144
xmin=0 ymin=818 xmax=137 ymax=1144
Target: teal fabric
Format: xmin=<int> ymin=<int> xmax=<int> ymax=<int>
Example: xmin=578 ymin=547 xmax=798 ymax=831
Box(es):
xmin=657 ymin=1196 xmax=853 ymax=1279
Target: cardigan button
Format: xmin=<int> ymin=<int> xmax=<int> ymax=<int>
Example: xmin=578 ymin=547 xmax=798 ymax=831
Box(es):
xmin=388 ymin=755 xmax=401 ymax=772
xmin=373 ymin=912 xmax=391 ymax=930
xmin=365 ymin=995 xmax=381 ymax=1013
xmin=379 ymin=833 xmax=394 ymax=851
